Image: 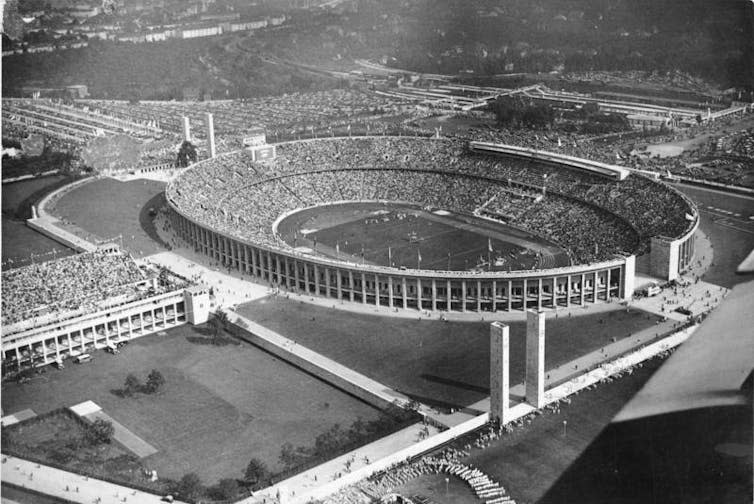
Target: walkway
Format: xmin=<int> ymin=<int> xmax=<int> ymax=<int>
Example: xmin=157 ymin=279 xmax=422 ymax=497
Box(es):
xmin=70 ymin=401 xmax=158 ymax=459
xmin=0 ymin=456 xmax=184 ymax=504
xmin=144 ymin=250 xmax=270 ymax=308
xmin=245 ymin=423 xmax=439 ymax=504
xmin=230 ymin=311 xmax=416 ymax=410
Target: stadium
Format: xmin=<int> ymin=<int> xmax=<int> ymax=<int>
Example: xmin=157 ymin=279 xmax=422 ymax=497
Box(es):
xmin=166 ymin=136 xmax=699 ymax=313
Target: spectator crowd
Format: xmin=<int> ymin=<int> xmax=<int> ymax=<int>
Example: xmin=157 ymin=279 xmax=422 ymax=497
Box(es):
xmin=1 ymin=251 xmax=147 ymax=326
xmin=168 ymin=136 xmax=695 ymax=269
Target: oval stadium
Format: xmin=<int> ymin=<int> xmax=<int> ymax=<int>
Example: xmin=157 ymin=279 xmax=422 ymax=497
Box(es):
xmin=166 ymin=136 xmax=698 ymax=313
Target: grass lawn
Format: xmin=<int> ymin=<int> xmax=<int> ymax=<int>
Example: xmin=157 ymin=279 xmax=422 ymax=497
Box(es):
xmin=277 ymin=202 xmax=568 ymax=271
xmin=236 ymin=297 xmax=663 ymax=410
xmin=48 ymin=178 xmax=168 ymax=258
xmin=2 ymin=219 xmax=74 ymax=268
xmin=1 ymin=324 xmax=383 ymax=485
xmin=1 ymin=484 xmax=69 ymax=504
xmin=2 ymin=175 xmax=75 ymax=267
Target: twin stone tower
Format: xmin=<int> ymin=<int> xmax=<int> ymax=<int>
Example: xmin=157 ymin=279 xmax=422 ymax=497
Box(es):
xmin=490 ymin=310 xmax=546 ymax=425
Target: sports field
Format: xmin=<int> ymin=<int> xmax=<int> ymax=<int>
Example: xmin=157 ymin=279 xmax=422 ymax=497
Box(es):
xmin=48 ymin=177 xmax=169 ymax=258
xmin=276 ymin=202 xmax=569 ymax=271
xmin=0 ymin=324 xmax=383 ymax=484
xmin=236 ymin=297 xmax=664 ymax=410
xmin=2 ymin=175 xmax=75 ymax=267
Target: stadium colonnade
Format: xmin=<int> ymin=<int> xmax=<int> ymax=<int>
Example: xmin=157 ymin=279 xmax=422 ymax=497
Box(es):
xmin=170 ymin=206 xmax=633 ymax=312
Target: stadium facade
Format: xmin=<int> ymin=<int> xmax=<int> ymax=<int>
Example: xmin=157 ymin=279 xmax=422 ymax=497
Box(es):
xmin=166 ymin=136 xmax=698 ymax=314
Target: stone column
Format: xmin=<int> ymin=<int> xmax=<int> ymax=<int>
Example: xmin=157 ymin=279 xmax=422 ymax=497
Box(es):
xmin=388 ymin=277 xmax=394 ymax=308
xmin=551 ymin=277 xmax=557 ymax=308
xmin=304 ymin=263 xmax=310 ymax=293
xmin=492 ymin=280 xmax=497 ymax=311
xmin=477 ymin=280 xmax=482 ymax=312
xmin=416 ymin=278 xmax=422 ymax=311
xmin=314 ymin=264 xmax=320 ymax=294
xmin=489 ymin=322 xmax=510 ymax=424
xmin=251 ymin=247 xmax=258 ymax=277
xmin=361 ymin=272 xmax=367 ymax=304
xmin=525 ymin=309 xmax=546 ymax=409
xmin=431 ymin=279 xmax=437 ymax=311
xmin=507 ymin=280 xmax=513 ymax=311
xmin=401 ymin=277 xmax=408 ymax=309
xmin=446 ymin=280 xmax=452 ymax=311
xmin=461 ymin=280 xmax=467 ymax=312
xmin=336 ymin=269 xmax=343 ymax=301
xmin=349 ymin=271 xmax=355 ymax=302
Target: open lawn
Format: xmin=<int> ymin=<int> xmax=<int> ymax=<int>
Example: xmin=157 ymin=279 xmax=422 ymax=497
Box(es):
xmin=2 ymin=176 xmax=75 ymax=267
xmin=277 ymin=202 xmax=568 ymax=272
xmin=2 ymin=219 xmax=74 ymax=268
xmin=1 ymin=324 xmax=383 ymax=485
xmin=236 ymin=297 xmax=663 ymax=410
xmin=48 ymin=178 xmax=168 ymax=258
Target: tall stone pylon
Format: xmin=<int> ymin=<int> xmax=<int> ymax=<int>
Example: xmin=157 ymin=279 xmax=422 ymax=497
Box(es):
xmin=205 ymin=112 xmax=216 ymax=158
xmin=489 ymin=321 xmax=510 ymax=424
xmin=526 ymin=309 xmax=546 ymax=409
xmin=182 ymin=116 xmax=191 ymax=142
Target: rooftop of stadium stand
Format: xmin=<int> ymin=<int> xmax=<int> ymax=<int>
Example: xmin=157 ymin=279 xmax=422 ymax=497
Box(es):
xmin=167 ymin=136 xmax=697 ymax=273
xmin=0 ymin=251 xmax=171 ymax=332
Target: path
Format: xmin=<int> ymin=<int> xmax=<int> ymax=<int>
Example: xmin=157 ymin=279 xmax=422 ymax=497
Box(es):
xmin=0 ymin=456 xmax=185 ymax=504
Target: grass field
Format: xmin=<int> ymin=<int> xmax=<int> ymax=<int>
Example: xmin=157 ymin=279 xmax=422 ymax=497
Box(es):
xmin=48 ymin=178 xmax=168 ymax=258
xmin=2 ymin=176 xmax=75 ymax=267
xmin=0 ymin=324 xmax=383 ymax=484
xmin=277 ymin=202 xmax=568 ymax=272
xmin=236 ymin=297 xmax=663 ymax=410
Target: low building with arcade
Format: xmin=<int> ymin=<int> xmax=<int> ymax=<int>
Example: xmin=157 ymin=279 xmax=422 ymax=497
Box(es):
xmin=1 ymin=249 xmax=209 ymax=375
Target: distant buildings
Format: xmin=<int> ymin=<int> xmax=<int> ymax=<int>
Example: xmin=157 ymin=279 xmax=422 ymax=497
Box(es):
xmin=2 ymin=0 xmax=287 ymax=57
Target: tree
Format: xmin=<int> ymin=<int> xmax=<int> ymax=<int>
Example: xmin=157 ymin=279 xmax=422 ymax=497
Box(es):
xmin=84 ymin=419 xmax=114 ymax=446
xmin=214 ymin=478 xmax=240 ymax=500
xmin=214 ymin=308 xmax=230 ymax=328
xmin=176 ymin=141 xmax=197 ymax=167
xmin=244 ymin=458 xmax=269 ymax=485
xmin=210 ymin=309 xmax=230 ymax=344
xmin=279 ymin=442 xmax=303 ymax=469
xmin=123 ymin=373 xmax=141 ymax=396
xmin=145 ymin=369 xmax=165 ymax=394
xmin=175 ymin=473 xmax=203 ymax=502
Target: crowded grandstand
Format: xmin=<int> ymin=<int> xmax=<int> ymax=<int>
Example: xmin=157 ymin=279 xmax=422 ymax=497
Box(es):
xmin=167 ymin=136 xmax=696 ymax=269
xmin=1 ymin=250 xmax=173 ymax=331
